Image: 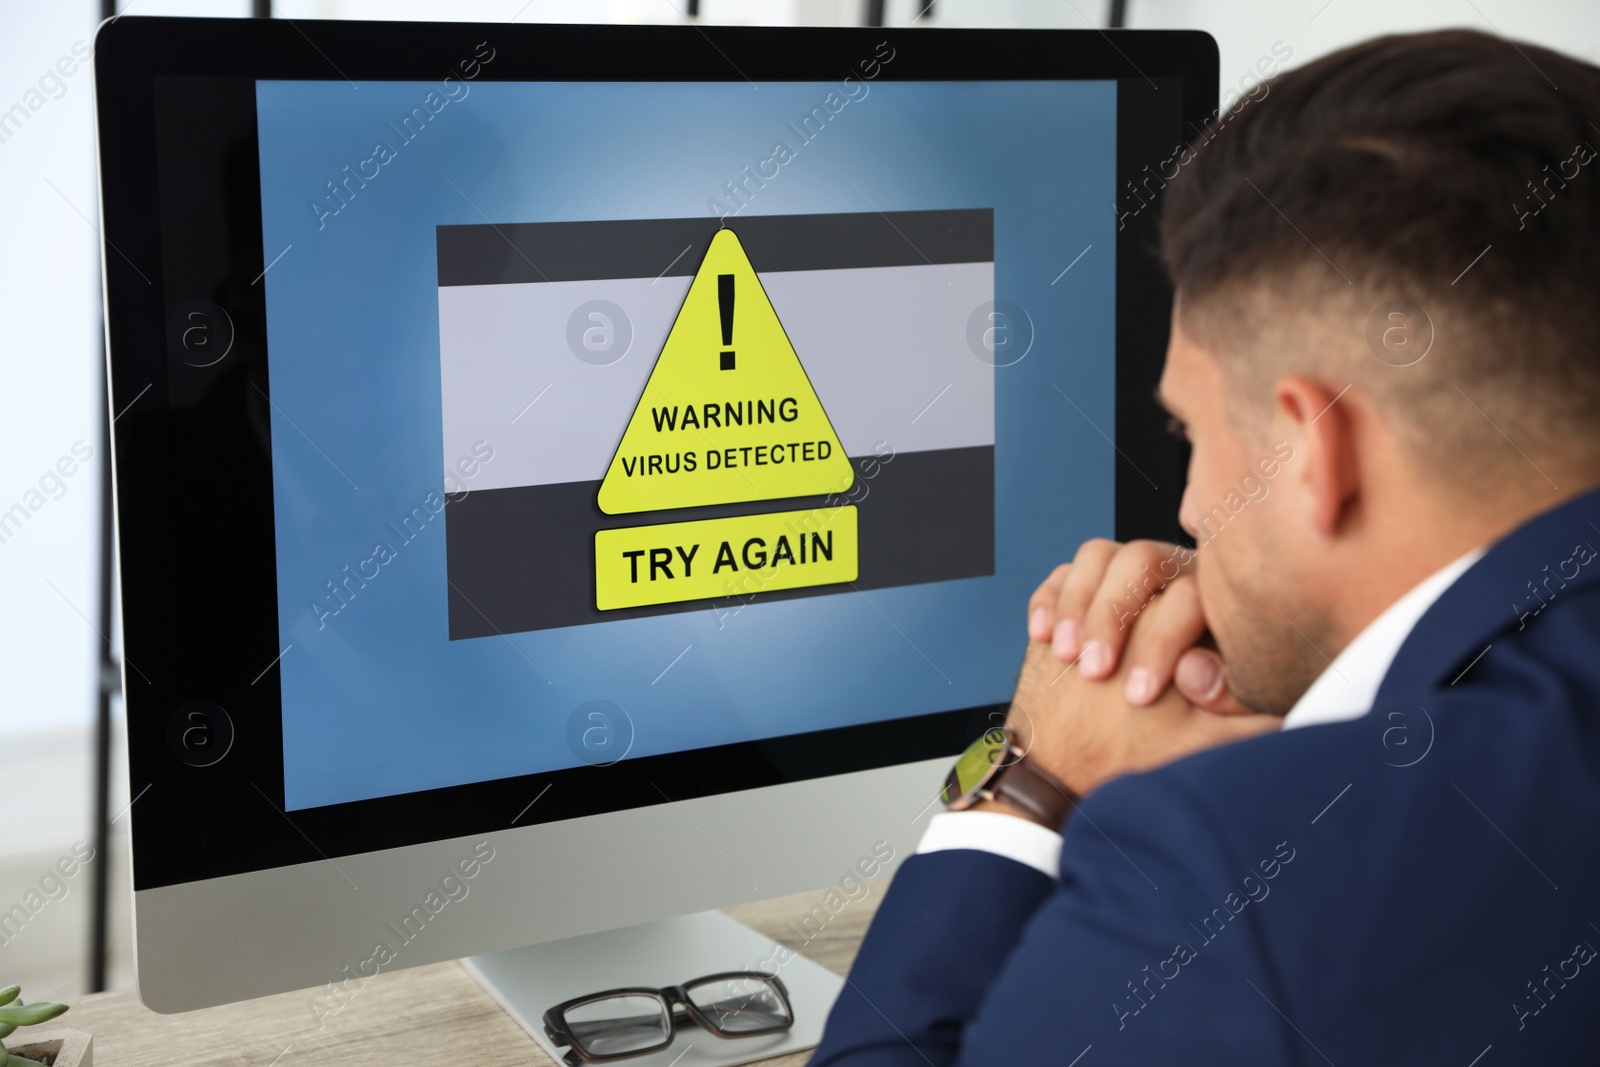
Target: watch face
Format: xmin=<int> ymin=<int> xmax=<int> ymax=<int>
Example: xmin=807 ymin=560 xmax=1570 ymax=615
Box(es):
xmin=941 ymin=727 xmax=1011 ymax=807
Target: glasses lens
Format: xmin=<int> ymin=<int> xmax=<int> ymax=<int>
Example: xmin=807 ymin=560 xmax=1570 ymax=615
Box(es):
xmin=562 ymin=993 xmax=671 ymax=1057
xmin=686 ymin=975 xmax=792 ymax=1035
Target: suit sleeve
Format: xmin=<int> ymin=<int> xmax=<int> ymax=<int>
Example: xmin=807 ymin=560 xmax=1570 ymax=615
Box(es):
xmin=809 ymin=847 xmax=1056 ymax=1067
xmin=813 ymin=773 xmax=1302 ymax=1066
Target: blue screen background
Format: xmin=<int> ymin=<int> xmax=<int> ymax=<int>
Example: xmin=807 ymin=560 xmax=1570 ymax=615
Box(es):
xmin=255 ymin=77 xmax=1119 ymax=811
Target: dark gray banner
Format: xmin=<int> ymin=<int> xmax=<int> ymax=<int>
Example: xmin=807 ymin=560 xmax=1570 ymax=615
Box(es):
xmin=445 ymin=445 xmax=994 ymax=639
xmin=436 ymin=208 xmax=994 ymax=287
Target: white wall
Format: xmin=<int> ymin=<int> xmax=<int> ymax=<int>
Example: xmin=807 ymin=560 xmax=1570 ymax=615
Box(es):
xmin=1119 ymin=0 xmax=1600 ymax=95
xmin=0 ymin=1 xmax=106 ymax=743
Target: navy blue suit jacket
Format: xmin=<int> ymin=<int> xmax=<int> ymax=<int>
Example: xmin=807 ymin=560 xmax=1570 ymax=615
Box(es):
xmin=814 ymin=488 xmax=1600 ymax=1064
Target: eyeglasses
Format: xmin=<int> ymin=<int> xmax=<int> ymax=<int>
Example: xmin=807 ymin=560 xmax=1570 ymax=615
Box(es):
xmin=542 ymin=971 xmax=794 ymax=1064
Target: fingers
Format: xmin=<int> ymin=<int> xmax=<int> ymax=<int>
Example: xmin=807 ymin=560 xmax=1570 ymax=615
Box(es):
xmin=1045 ymin=539 xmax=1120 ymax=661
xmin=1067 ymin=540 xmax=1192 ymax=678
xmin=1173 ymin=646 xmax=1223 ymax=704
xmin=1026 ymin=563 xmax=1073 ymax=643
xmin=1118 ymin=576 xmax=1207 ymax=705
xmin=1173 ymin=647 xmax=1257 ymax=715
xmin=1147 ymin=667 xmax=1282 ymax=766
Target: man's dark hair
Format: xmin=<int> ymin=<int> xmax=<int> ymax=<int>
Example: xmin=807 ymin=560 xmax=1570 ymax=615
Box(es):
xmin=1160 ymin=30 xmax=1600 ymax=486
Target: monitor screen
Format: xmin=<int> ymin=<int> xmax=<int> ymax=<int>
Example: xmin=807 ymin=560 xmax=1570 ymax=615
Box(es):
xmin=101 ymin=20 xmax=1207 ymax=891
xmin=253 ymin=73 xmax=1117 ymax=811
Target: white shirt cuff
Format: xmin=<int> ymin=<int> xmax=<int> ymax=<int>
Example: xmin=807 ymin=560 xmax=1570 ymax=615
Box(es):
xmin=915 ymin=810 xmax=1062 ymax=879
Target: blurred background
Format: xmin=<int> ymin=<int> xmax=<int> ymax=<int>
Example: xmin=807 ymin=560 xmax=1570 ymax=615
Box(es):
xmin=2 ymin=0 xmax=1596 ymax=1002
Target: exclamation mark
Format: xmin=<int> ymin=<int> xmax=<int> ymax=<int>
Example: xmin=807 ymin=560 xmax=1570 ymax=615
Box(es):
xmin=718 ymin=273 xmax=736 ymax=371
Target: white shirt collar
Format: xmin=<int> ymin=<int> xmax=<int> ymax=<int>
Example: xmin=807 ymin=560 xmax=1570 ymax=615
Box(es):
xmin=1281 ymin=548 xmax=1486 ymax=730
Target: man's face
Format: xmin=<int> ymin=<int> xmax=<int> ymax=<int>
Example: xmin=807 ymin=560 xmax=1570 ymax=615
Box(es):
xmin=1159 ymin=315 xmax=1329 ymax=715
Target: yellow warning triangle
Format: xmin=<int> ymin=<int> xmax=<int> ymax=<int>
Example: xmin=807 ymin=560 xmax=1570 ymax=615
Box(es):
xmin=597 ymin=228 xmax=854 ymax=515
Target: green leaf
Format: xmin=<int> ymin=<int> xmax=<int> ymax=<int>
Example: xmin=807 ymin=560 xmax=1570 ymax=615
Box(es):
xmin=0 ymin=1003 xmax=67 ymax=1027
xmin=0 ymin=1022 xmax=14 ymax=1037
xmin=0 ymin=987 xmax=19 ymax=1007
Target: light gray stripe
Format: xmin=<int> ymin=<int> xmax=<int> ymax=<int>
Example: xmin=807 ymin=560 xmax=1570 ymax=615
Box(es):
xmin=438 ymin=262 xmax=994 ymax=492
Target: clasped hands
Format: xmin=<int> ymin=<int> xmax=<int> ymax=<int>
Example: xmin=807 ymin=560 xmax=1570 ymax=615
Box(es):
xmin=993 ymin=539 xmax=1281 ymax=805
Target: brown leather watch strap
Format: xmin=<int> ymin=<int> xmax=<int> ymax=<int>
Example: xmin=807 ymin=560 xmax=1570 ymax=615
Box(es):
xmin=990 ymin=752 xmax=1079 ymax=830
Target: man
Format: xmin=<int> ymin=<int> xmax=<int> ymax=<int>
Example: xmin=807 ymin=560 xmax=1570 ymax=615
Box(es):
xmin=814 ymin=29 xmax=1600 ymax=1064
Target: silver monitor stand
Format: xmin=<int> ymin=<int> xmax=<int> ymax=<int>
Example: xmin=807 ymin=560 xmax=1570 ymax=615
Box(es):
xmin=464 ymin=910 xmax=844 ymax=1066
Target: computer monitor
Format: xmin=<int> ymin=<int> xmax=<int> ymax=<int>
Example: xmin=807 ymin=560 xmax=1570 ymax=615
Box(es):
xmin=93 ymin=11 xmax=1214 ymax=1050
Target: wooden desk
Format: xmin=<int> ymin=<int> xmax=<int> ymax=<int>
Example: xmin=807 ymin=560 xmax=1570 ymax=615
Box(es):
xmin=54 ymin=887 xmax=883 ymax=1067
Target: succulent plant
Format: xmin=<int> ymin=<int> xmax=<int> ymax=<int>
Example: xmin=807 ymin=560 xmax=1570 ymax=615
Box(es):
xmin=0 ymin=986 xmax=69 ymax=1067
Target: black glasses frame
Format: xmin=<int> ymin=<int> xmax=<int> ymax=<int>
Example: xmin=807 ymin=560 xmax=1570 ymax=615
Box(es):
xmin=543 ymin=971 xmax=794 ymax=1064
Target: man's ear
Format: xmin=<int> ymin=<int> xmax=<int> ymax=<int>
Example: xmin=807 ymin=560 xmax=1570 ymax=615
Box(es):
xmin=1272 ymin=375 xmax=1360 ymax=539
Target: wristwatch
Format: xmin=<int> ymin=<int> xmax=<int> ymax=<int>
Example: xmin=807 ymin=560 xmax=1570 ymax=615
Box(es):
xmin=941 ymin=727 xmax=1079 ymax=830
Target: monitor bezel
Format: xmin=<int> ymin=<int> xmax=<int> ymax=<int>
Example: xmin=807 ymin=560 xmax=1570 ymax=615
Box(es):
xmin=94 ymin=15 xmax=1215 ymax=891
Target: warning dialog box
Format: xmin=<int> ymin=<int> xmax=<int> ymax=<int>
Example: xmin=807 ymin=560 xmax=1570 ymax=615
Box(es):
xmin=437 ymin=209 xmax=996 ymax=639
